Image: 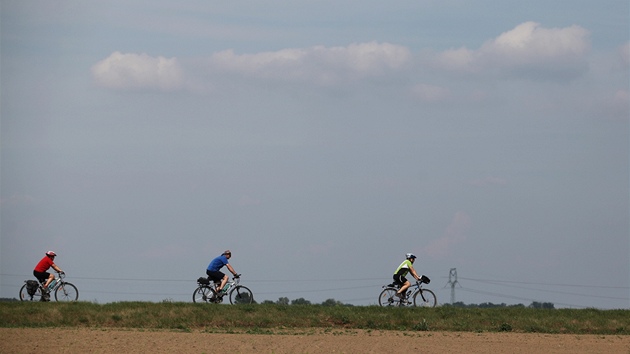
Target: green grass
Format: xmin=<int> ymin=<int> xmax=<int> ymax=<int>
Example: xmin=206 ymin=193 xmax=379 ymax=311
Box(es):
xmin=1 ymin=302 xmax=628 ymax=335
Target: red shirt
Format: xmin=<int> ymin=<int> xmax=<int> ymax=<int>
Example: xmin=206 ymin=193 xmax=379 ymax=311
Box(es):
xmin=34 ymin=256 xmax=54 ymax=272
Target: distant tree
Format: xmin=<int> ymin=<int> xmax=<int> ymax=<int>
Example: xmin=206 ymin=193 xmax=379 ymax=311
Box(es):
xmin=276 ymin=297 xmax=290 ymax=305
xmin=261 ymin=300 xmax=275 ymax=305
xmin=291 ymin=297 xmax=311 ymax=305
xmin=444 ymin=302 xmax=527 ymax=308
xmin=233 ymin=292 xmax=254 ymax=304
xmin=529 ymin=301 xmax=555 ymax=309
xmin=478 ymin=302 xmax=509 ymax=308
xmin=321 ymin=298 xmax=343 ymax=306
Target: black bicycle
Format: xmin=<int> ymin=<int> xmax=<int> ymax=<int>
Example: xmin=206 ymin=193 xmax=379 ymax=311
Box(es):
xmin=20 ymin=272 xmax=79 ymax=302
xmin=193 ymin=275 xmax=254 ymax=304
xmin=378 ymin=275 xmax=436 ymax=307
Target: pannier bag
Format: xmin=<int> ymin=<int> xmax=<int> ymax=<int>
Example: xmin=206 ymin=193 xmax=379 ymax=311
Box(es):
xmin=197 ymin=277 xmax=210 ymax=285
xmin=26 ymin=280 xmax=39 ymax=296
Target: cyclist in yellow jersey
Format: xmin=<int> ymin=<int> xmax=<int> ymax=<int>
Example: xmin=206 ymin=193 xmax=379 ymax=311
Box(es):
xmin=393 ymin=253 xmax=420 ymax=298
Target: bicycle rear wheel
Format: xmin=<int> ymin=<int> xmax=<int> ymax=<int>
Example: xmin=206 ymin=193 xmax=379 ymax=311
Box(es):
xmin=229 ymin=285 xmax=253 ymax=304
xmin=19 ymin=284 xmax=44 ymax=302
xmin=55 ymin=282 xmax=79 ymax=301
xmin=413 ymin=288 xmax=437 ymax=307
xmin=193 ymin=286 xmax=216 ymax=303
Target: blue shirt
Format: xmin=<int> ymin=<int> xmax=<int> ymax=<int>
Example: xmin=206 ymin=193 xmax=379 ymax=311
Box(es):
xmin=207 ymin=255 xmax=229 ymax=272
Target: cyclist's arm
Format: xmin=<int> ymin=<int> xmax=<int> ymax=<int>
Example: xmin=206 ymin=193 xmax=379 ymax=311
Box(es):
xmin=409 ymin=266 xmax=420 ymax=281
xmin=52 ymin=263 xmax=63 ymax=273
xmin=226 ymin=264 xmax=237 ymax=276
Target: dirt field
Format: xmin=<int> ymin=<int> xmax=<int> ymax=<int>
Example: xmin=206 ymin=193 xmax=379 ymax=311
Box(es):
xmin=2 ymin=328 xmax=629 ymax=354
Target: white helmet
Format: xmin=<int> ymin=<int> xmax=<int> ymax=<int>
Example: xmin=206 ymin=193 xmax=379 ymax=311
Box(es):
xmin=405 ymin=253 xmax=417 ymax=260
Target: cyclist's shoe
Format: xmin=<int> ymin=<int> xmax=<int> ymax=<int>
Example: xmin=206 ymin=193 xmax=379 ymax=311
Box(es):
xmin=395 ymin=292 xmax=404 ymax=299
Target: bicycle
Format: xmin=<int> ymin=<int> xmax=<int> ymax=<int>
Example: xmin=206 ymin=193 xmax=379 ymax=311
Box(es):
xmin=378 ymin=275 xmax=436 ymax=307
xmin=193 ymin=274 xmax=254 ymax=304
xmin=19 ymin=272 xmax=79 ymax=302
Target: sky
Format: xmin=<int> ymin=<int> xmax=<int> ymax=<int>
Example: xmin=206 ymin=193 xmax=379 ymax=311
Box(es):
xmin=1 ymin=1 xmax=628 ymax=308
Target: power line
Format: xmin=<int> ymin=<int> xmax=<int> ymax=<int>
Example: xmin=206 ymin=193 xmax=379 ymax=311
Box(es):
xmin=4 ymin=272 xmax=627 ymax=289
xmin=0 ymin=273 xmax=382 ymax=283
xmin=458 ymin=276 xmax=630 ymax=289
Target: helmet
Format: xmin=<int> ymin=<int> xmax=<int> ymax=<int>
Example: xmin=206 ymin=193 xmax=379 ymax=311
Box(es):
xmin=45 ymin=251 xmax=57 ymax=257
xmin=405 ymin=253 xmax=416 ymax=260
xmin=223 ymin=250 xmax=231 ymax=255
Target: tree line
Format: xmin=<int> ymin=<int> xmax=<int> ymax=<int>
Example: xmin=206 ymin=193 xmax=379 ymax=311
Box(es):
xmin=444 ymin=301 xmax=555 ymax=309
xmin=260 ymin=297 xmax=353 ymax=306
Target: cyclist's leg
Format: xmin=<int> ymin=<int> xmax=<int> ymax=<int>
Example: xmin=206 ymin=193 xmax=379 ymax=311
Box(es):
xmin=34 ymin=271 xmax=52 ymax=291
xmin=218 ymin=273 xmax=228 ymax=293
xmin=394 ymin=275 xmax=410 ymax=296
xmin=207 ymin=270 xmax=226 ymax=292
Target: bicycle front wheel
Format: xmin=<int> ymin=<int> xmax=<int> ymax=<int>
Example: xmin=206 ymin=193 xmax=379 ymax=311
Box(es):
xmin=413 ymin=288 xmax=437 ymax=307
xmin=229 ymin=285 xmax=253 ymax=304
xmin=55 ymin=282 xmax=79 ymax=301
xmin=379 ymin=287 xmax=404 ymax=307
xmin=193 ymin=286 xmax=216 ymax=303
xmin=19 ymin=284 xmax=44 ymax=302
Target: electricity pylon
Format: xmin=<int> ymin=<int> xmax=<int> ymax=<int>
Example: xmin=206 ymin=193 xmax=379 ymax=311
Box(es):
xmin=446 ymin=268 xmax=460 ymax=305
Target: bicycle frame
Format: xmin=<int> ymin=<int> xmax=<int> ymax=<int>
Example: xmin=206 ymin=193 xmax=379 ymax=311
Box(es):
xmin=216 ymin=276 xmax=240 ymax=294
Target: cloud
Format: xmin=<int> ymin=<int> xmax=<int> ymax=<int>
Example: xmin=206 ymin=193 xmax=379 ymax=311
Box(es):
xmin=208 ymin=41 xmax=411 ymax=85
xmin=92 ymin=52 xmax=184 ymax=91
xmin=423 ymin=212 xmax=471 ymax=259
xmin=436 ymin=22 xmax=591 ymax=80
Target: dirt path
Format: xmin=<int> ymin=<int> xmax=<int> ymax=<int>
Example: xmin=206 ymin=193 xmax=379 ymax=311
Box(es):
xmin=2 ymin=328 xmax=629 ymax=353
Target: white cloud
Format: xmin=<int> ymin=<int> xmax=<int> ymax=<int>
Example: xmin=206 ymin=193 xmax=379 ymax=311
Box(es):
xmin=208 ymin=42 xmax=411 ymax=85
xmin=92 ymin=52 xmax=184 ymax=91
xmin=437 ymin=22 xmax=591 ymax=80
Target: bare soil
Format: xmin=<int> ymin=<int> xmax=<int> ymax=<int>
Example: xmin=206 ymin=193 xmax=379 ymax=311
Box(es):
xmin=2 ymin=328 xmax=629 ymax=354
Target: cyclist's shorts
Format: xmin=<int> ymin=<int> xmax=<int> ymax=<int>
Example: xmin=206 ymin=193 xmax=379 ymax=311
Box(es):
xmin=33 ymin=270 xmax=50 ymax=284
xmin=393 ymin=274 xmax=407 ymax=286
xmin=206 ymin=270 xmax=225 ymax=283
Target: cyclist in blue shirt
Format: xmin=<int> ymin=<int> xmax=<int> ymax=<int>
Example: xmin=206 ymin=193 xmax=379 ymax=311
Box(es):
xmin=206 ymin=250 xmax=238 ymax=293
xmin=393 ymin=253 xmax=420 ymax=298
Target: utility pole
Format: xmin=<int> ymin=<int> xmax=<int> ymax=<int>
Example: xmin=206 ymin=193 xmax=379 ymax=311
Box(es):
xmin=446 ymin=268 xmax=459 ymax=305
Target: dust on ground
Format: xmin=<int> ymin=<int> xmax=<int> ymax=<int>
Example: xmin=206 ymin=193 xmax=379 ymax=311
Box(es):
xmin=2 ymin=327 xmax=629 ymax=354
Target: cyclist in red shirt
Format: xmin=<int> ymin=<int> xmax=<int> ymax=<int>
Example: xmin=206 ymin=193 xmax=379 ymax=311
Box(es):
xmin=34 ymin=251 xmax=64 ymax=292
